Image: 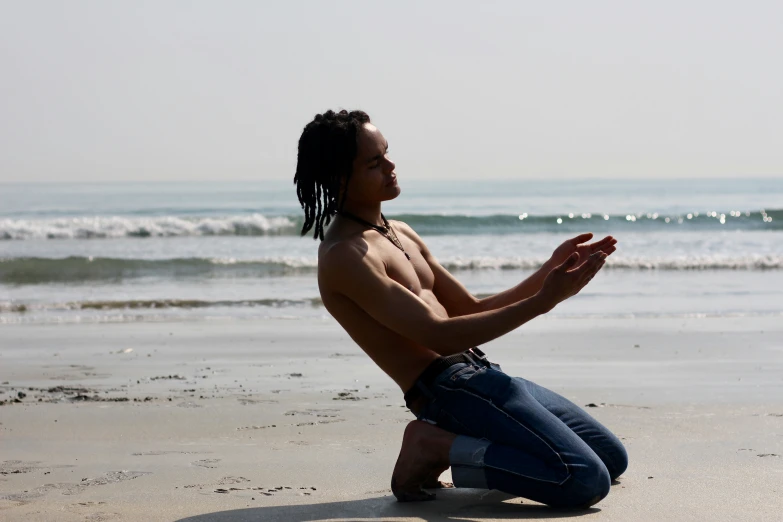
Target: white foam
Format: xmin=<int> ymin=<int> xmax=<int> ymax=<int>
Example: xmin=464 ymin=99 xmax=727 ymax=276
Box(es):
xmin=441 ymin=255 xmax=783 ymax=271
xmin=0 ymin=214 xmax=297 ymax=240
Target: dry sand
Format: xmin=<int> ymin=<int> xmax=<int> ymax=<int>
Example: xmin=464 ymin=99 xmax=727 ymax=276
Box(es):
xmin=1 ymin=316 xmax=782 ymax=521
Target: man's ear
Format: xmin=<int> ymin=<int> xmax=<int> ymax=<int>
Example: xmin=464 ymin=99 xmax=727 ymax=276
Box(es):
xmin=335 ymin=177 xmax=347 ymax=208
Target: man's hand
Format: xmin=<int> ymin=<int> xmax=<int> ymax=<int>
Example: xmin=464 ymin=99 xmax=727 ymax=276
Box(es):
xmin=537 ymin=252 xmax=607 ymax=311
xmin=550 ymin=233 xmax=617 ymax=269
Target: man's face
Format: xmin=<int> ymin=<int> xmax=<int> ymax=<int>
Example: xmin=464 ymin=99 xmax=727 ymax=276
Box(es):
xmin=343 ymin=123 xmax=400 ymax=204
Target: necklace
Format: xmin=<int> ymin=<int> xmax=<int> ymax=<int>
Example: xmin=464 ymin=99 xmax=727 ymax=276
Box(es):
xmin=337 ymin=211 xmax=412 ymax=261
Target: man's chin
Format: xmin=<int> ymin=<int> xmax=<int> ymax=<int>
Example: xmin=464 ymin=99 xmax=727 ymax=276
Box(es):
xmin=383 ymin=186 xmax=402 ymax=201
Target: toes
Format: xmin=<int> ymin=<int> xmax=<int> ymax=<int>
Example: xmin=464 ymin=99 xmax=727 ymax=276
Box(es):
xmin=422 ymin=465 xmax=450 ymax=489
xmin=422 ymin=479 xmax=454 ymax=489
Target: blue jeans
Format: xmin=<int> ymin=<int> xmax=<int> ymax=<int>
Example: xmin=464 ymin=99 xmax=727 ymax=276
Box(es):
xmin=408 ymin=361 xmax=628 ymax=509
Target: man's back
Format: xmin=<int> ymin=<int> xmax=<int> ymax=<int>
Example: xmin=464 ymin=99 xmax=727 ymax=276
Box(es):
xmin=317 ymin=217 xmax=443 ymax=390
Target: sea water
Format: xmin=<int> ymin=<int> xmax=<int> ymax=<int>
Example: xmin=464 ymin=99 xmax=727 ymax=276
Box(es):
xmin=1 ymin=178 xmax=781 ymax=324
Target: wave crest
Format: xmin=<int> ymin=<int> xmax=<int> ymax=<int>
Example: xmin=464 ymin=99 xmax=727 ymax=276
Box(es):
xmin=1 ymin=255 xmax=782 ymax=285
xmin=1 ymin=209 xmax=780 ymax=240
xmin=0 ymin=214 xmax=297 ymax=240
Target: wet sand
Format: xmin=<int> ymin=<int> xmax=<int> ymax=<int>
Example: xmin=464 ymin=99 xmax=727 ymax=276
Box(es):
xmin=1 ymin=316 xmax=782 ymax=521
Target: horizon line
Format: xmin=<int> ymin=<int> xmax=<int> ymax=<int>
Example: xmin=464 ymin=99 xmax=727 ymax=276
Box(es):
xmin=1 ymin=176 xmax=781 ymax=186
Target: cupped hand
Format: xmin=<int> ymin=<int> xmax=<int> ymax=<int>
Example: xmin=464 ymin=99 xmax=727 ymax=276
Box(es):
xmin=550 ymin=233 xmax=617 ymax=268
xmin=538 ymin=251 xmax=607 ymax=310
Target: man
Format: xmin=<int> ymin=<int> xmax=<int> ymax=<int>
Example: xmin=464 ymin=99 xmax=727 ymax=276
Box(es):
xmin=293 ymin=109 xmax=627 ymax=509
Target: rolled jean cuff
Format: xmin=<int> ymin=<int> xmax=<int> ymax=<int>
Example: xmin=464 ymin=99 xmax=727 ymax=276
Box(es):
xmin=449 ymin=435 xmax=490 ymax=489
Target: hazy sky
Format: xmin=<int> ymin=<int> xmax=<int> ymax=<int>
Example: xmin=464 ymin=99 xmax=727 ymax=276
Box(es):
xmin=1 ymin=1 xmax=781 ymax=183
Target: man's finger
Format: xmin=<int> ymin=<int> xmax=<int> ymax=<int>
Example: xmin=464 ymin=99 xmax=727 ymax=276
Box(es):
xmin=588 ymin=236 xmax=615 ymax=250
xmin=573 ymin=255 xmax=599 ymax=278
xmin=570 ymin=233 xmax=593 ymax=245
xmin=559 ymin=252 xmax=580 ymax=271
xmin=581 ymin=252 xmax=601 ymax=263
xmin=581 ymin=253 xmax=606 ymax=276
xmin=578 ymin=262 xmax=604 ymax=287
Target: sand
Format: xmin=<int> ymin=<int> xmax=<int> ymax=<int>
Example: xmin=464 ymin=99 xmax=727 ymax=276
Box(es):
xmin=1 ymin=316 xmax=782 ymax=521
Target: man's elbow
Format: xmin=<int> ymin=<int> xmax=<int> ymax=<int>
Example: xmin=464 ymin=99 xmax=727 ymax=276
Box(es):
xmin=467 ymin=295 xmax=483 ymax=315
xmin=415 ymin=315 xmax=450 ymax=351
xmin=419 ymin=315 xmax=475 ymax=355
xmin=450 ymin=296 xmax=483 ymax=317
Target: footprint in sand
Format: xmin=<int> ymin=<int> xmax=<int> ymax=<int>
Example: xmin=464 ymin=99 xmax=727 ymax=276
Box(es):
xmin=192 ymin=459 xmax=221 ymax=468
xmin=284 ymin=408 xmax=341 ymax=417
xmin=0 ymin=471 xmax=149 ymax=502
xmin=132 ymin=450 xmax=211 ymax=456
xmin=213 ymin=484 xmax=316 ymax=496
xmin=0 ymin=460 xmax=74 ymax=475
xmin=84 ymin=513 xmax=120 ymax=522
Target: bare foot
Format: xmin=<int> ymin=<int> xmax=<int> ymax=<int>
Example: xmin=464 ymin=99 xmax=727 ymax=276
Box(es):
xmin=391 ymin=420 xmax=456 ymax=502
xmin=422 ymin=465 xmax=454 ymax=489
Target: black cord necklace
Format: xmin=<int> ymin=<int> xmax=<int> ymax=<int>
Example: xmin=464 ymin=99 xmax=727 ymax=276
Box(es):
xmin=337 ymin=211 xmax=412 ymax=261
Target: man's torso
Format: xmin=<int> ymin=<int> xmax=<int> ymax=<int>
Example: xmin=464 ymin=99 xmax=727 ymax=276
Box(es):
xmin=317 ymin=219 xmax=445 ymax=391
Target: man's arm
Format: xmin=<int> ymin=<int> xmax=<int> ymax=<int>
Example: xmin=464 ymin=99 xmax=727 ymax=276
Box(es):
xmin=319 ymin=241 xmax=605 ymax=356
xmin=473 ymin=261 xmax=557 ymax=314
xmin=320 ymin=242 xmax=549 ymax=355
xmin=479 ymin=234 xmax=617 ymax=311
xmin=425 ymin=248 xmax=554 ymax=317
xmin=398 ymin=221 xmax=554 ymax=316
xmin=401 ymin=223 xmax=616 ymax=316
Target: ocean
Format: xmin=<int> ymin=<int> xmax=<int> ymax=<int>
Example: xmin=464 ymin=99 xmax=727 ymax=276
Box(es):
xmin=1 ymin=178 xmax=781 ymax=324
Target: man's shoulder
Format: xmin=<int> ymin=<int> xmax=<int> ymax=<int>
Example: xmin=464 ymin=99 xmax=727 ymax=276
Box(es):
xmin=317 ymin=239 xmax=389 ymax=302
xmin=388 ymin=219 xmax=417 ymax=239
xmin=389 ymin=220 xmax=429 ymax=253
xmin=388 ymin=218 xmax=411 ymax=230
xmin=318 ymin=236 xmax=383 ymax=279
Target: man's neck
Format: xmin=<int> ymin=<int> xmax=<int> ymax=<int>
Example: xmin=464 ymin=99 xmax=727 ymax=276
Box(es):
xmin=338 ymin=202 xmax=383 ymax=227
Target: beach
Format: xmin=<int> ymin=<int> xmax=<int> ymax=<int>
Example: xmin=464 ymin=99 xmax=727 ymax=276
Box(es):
xmin=3 ymin=0 xmax=783 ymax=518
xmin=2 ymin=179 xmax=782 ymax=520
xmin=2 ymin=315 xmax=782 ymax=521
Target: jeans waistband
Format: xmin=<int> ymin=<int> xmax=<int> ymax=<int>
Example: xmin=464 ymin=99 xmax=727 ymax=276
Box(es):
xmin=404 ymin=348 xmax=489 ymax=407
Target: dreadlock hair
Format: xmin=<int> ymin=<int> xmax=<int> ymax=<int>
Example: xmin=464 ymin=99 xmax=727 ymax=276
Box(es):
xmin=294 ymin=109 xmax=371 ymax=241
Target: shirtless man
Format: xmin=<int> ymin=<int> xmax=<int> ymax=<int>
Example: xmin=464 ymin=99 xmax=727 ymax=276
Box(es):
xmin=294 ymin=109 xmax=627 ymax=509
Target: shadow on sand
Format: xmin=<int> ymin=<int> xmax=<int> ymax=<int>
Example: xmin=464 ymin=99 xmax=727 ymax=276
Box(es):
xmin=177 ymin=488 xmax=601 ymax=522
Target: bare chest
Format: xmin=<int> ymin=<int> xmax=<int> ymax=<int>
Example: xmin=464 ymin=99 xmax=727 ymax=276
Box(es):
xmin=373 ymin=232 xmax=434 ymax=294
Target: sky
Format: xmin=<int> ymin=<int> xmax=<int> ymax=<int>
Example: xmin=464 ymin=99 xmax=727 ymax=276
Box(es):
xmin=1 ymin=1 xmax=781 ymax=183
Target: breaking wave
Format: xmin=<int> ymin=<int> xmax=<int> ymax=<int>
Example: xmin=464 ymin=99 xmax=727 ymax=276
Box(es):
xmin=0 ymin=298 xmax=322 ymax=314
xmin=1 ymin=209 xmax=780 ymax=240
xmin=0 ymin=214 xmax=298 ymax=240
xmin=2 ymin=254 xmax=782 ymax=284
